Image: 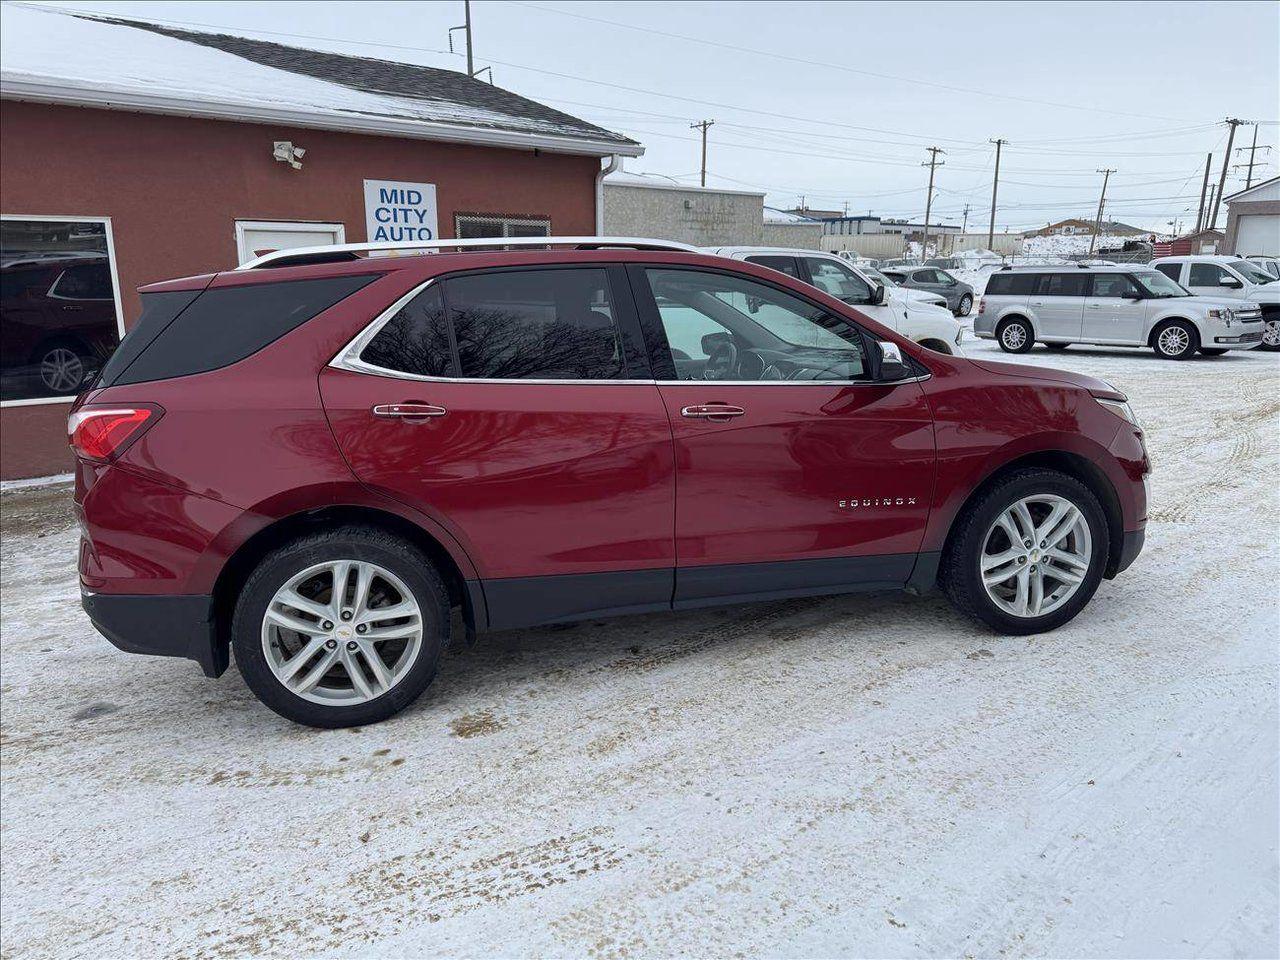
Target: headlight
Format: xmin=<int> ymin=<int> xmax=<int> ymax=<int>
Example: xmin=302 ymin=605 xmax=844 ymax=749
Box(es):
xmin=1096 ymin=396 xmax=1140 ymax=427
xmin=1207 ymin=308 xmax=1234 ymax=325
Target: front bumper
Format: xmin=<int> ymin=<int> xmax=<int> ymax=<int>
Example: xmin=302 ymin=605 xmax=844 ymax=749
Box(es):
xmin=1212 ymin=327 xmax=1263 ymax=346
xmin=82 ymin=591 xmax=225 ymax=677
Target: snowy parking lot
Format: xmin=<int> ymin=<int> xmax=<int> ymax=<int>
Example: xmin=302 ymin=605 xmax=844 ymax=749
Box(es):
xmin=1 ymin=341 xmax=1277 ymax=958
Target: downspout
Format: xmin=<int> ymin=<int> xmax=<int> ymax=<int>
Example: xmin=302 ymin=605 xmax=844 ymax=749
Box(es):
xmin=595 ymin=153 xmax=621 ymax=235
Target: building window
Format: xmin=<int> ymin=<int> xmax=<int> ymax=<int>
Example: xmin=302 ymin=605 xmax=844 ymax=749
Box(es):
xmin=455 ymin=214 xmax=551 ymax=241
xmin=1 ymin=217 xmax=124 ymax=404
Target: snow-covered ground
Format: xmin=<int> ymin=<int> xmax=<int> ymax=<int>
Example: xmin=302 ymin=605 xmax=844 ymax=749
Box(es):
xmin=1 ymin=345 xmax=1277 ymax=958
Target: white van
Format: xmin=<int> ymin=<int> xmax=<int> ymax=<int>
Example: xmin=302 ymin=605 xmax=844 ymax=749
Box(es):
xmin=1151 ymin=255 xmax=1279 ymax=350
xmin=704 ymin=247 xmax=965 ymax=354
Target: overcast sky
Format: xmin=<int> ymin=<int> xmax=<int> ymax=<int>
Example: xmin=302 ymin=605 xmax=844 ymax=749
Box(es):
xmin=28 ymin=0 xmax=1280 ymax=230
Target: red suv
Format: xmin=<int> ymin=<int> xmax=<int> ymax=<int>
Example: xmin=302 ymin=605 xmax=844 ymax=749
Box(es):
xmin=72 ymin=239 xmax=1149 ymax=727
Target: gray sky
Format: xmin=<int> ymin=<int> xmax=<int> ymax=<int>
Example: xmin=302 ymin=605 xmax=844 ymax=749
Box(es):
xmin=30 ymin=0 xmax=1280 ymax=230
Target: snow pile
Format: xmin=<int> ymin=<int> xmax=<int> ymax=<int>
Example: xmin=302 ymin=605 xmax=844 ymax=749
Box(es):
xmin=764 ymin=207 xmax=819 ymax=224
xmin=1023 ymin=233 xmax=1160 ymax=257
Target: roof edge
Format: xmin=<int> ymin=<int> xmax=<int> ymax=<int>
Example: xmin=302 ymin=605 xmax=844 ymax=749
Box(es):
xmin=0 ymin=74 xmax=645 ymax=158
xmin=604 ymin=178 xmax=763 ymax=197
xmin=1223 ymin=175 xmax=1279 ymax=203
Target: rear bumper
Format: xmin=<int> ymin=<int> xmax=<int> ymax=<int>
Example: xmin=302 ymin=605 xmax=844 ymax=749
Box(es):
xmin=82 ymin=591 xmax=225 ymax=678
xmin=1110 ymin=527 xmax=1145 ymax=578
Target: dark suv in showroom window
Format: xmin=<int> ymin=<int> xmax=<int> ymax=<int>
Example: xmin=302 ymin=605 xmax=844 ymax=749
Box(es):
xmin=72 ymin=238 xmax=1149 ymax=727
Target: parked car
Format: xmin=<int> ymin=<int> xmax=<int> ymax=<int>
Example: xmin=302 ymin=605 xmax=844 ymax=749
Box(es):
xmin=1244 ymin=255 xmax=1279 ymax=280
xmin=1151 ymin=255 xmax=1280 ymax=350
xmin=74 ymin=237 xmax=1149 ymax=727
xmin=879 ymin=257 xmax=921 ymax=270
xmin=860 ymin=266 xmax=950 ymax=310
xmin=924 ymin=257 xmax=965 ymax=271
xmin=0 ymin=253 xmax=118 ymax=399
xmin=882 ymin=266 xmax=976 ymax=317
xmin=975 ymin=265 xmax=1264 ymax=359
xmin=703 ymin=247 xmax=964 ymax=354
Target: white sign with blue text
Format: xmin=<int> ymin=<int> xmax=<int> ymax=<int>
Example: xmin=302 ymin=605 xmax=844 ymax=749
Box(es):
xmin=363 ymin=179 xmax=439 ymax=244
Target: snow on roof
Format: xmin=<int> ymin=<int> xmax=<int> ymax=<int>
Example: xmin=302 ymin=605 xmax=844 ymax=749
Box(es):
xmin=0 ymin=2 xmax=641 ymax=157
xmin=604 ymin=170 xmax=763 ymax=196
xmin=763 ymin=207 xmax=820 ymax=224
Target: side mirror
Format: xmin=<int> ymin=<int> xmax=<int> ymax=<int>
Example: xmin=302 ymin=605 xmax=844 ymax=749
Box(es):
xmin=877 ymin=341 xmax=910 ymax=382
xmin=1221 ymin=277 xmax=1243 ymax=289
xmin=869 ymin=282 xmax=886 ymax=306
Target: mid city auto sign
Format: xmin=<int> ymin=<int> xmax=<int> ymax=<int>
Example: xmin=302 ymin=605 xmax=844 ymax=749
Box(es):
xmin=363 ymin=179 xmax=439 ymax=243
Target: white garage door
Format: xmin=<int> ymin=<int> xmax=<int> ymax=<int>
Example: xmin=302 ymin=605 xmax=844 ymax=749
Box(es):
xmin=1235 ymin=215 xmax=1280 ymax=257
xmin=235 ymin=221 xmax=346 ymax=265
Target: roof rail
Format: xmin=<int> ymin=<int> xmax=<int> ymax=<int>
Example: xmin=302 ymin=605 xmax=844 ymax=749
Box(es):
xmin=237 ymin=236 xmax=701 ymax=270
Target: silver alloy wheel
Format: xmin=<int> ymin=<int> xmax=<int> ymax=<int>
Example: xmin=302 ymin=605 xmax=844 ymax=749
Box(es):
xmin=980 ymin=494 xmax=1092 ymax=618
xmin=40 ymin=347 xmax=84 ymax=393
xmin=1157 ymin=325 xmax=1190 ymax=356
xmin=1001 ymin=323 xmax=1027 ymax=350
xmin=261 ymin=559 xmax=423 ymax=706
xmin=1263 ymin=319 xmax=1280 ymax=347
xmin=958 ymin=294 xmax=973 ymax=317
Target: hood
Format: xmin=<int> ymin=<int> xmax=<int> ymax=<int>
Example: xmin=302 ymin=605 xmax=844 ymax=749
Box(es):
xmin=1244 ymin=284 xmax=1280 ymax=303
xmin=966 ymin=356 xmax=1122 ymax=398
xmin=1159 ymin=294 xmax=1260 ymax=311
xmin=890 ymin=287 xmax=945 ymax=304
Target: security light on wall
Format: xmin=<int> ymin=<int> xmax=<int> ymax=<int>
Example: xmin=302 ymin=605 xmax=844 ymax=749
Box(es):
xmin=273 ymin=141 xmax=306 ymax=170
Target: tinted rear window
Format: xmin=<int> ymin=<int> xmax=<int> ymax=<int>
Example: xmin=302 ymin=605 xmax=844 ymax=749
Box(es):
xmin=1034 ymin=273 xmax=1090 ymax=297
xmin=96 ymin=289 xmax=204 ymax=388
xmin=985 ymin=272 xmax=1036 ymax=296
xmin=360 ymin=285 xmax=454 ymax=378
xmin=113 ymin=274 xmax=376 ymax=385
xmin=444 ymin=268 xmax=629 ymax=380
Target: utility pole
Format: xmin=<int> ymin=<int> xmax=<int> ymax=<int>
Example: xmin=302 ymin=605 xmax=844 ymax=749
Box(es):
xmin=987 ymin=137 xmax=1006 ymax=249
xmin=961 ymin=203 xmax=971 ymax=234
xmin=1194 ymin=152 xmax=1213 ymax=233
xmin=1210 ymin=118 xmax=1245 ymax=231
xmin=1088 ymin=168 xmax=1116 ymax=255
xmin=464 ymin=0 xmax=474 ymax=76
xmin=1204 ymin=184 xmax=1217 ymax=229
xmin=691 ymin=120 xmax=714 ymax=188
xmin=1233 ymin=124 xmax=1269 ymax=190
xmin=921 ymin=146 xmax=945 ymax=259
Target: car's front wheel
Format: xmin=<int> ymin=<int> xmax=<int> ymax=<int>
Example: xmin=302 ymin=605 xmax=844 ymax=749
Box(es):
xmin=1260 ymin=315 xmax=1280 ymax=352
xmin=1151 ymin=320 xmax=1199 ymax=360
xmin=956 ymin=293 xmax=973 ymax=317
xmin=996 ymin=317 xmax=1034 ymax=353
xmin=940 ymin=468 xmax=1109 ymax=635
xmin=232 ymin=526 xmax=450 ymax=727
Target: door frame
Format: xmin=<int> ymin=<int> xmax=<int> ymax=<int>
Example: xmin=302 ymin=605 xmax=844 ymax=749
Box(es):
xmin=234 ymin=220 xmax=346 ymax=266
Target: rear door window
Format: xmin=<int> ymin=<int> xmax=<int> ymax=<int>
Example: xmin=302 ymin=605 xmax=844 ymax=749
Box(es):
xmin=1152 ymin=263 xmax=1183 ymax=283
xmin=1035 ymin=273 xmax=1090 ymax=297
xmin=443 ymin=268 xmax=631 ymax=380
xmin=744 ymin=255 xmax=801 ymax=278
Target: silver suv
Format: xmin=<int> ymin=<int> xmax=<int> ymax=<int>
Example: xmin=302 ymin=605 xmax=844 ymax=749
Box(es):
xmin=975 ymin=265 xmax=1265 ymax=360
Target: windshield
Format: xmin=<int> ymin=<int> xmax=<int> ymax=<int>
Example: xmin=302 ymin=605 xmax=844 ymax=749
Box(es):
xmin=1228 ymin=260 xmax=1276 ymax=284
xmin=1132 ymin=271 xmax=1188 ymax=298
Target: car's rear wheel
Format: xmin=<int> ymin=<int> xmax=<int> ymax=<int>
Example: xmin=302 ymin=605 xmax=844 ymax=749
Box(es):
xmin=1260 ymin=316 xmax=1280 ymax=351
xmin=940 ymin=468 xmax=1109 ymax=635
xmin=1151 ymin=320 xmax=1199 ymax=360
xmin=996 ymin=317 xmax=1034 ymax=353
xmin=232 ymin=526 xmax=449 ymax=727
xmin=956 ymin=294 xmax=973 ymax=317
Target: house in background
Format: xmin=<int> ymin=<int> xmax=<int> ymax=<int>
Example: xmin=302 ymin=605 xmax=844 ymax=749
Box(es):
xmin=1023 ymin=218 xmax=1146 ymax=238
xmin=0 ymin=4 xmax=641 ymax=479
xmin=1222 ymin=176 xmax=1280 ymax=256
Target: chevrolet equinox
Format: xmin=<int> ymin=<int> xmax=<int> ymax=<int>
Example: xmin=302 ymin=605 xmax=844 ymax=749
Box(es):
xmin=72 ymin=238 xmax=1149 ymax=727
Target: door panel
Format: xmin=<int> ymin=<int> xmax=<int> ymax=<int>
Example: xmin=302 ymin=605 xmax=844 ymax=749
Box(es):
xmin=1029 ymin=274 xmax=1089 ymax=339
xmin=321 ymin=369 xmax=676 ymax=580
xmin=1082 ymin=274 xmax=1147 ymax=343
xmin=657 ymin=382 xmax=936 ymax=581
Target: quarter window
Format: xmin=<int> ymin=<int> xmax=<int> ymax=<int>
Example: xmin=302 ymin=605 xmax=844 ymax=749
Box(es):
xmin=445 ymin=268 xmax=628 ymax=380
xmin=360 ymin=285 xmax=454 ymax=378
xmin=644 ymin=268 xmax=869 ymax=382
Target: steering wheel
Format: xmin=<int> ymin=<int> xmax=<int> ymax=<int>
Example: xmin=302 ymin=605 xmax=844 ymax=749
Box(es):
xmin=703 ymin=339 xmax=738 ymax=380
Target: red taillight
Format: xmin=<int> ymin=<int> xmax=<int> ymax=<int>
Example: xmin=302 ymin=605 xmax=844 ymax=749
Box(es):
xmin=68 ymin=407 xmax=159 ymax=461
xmin=978 ymin=296 xmax=986 ymax=315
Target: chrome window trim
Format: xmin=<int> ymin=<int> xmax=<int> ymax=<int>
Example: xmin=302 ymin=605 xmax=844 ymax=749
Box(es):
xmin=331 ymin=277 xmax=932 ymax=388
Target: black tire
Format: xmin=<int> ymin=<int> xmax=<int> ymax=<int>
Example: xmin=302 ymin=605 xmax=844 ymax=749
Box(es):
xmin=996 ymin=317 xmax=1034 ymax=353
xmin=940 ymin=468 xmax=1110 ymax=636
xmin=1260 ymin=316 xmax=1280 ymax=352
xmin=956 ymin=294 xmax=973 ymax=317
xmin=1151 ymin=319 xmax=1199 ymax=360
xmin=1197 ymin=347 xmax=1229 ymax=357
xmin=1044 ymin=343 xmax=1070 ymax=351
xmin=232 ymin=525 xmax=450 ymax=728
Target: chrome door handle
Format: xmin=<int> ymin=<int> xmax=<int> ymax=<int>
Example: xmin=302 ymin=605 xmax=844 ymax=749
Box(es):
xmin=681 ymin=404 xmax=746 ymax=421
xmin=1030 ymin=301 xmax=1045 ymax=306
xmin=1087 ymin=304 xmax=1102 ymax=309
xmin=372 ymin=403 xmax=447 ymax=419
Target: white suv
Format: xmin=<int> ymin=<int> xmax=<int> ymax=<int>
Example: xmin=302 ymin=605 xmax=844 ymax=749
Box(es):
xmin=975 ymin=265 xmax=1265 ymax=360
xmin=705 ymin=247 xmax=965 ymax=354
xmin=1150 ymin=255 xmax=1280 ymax=350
